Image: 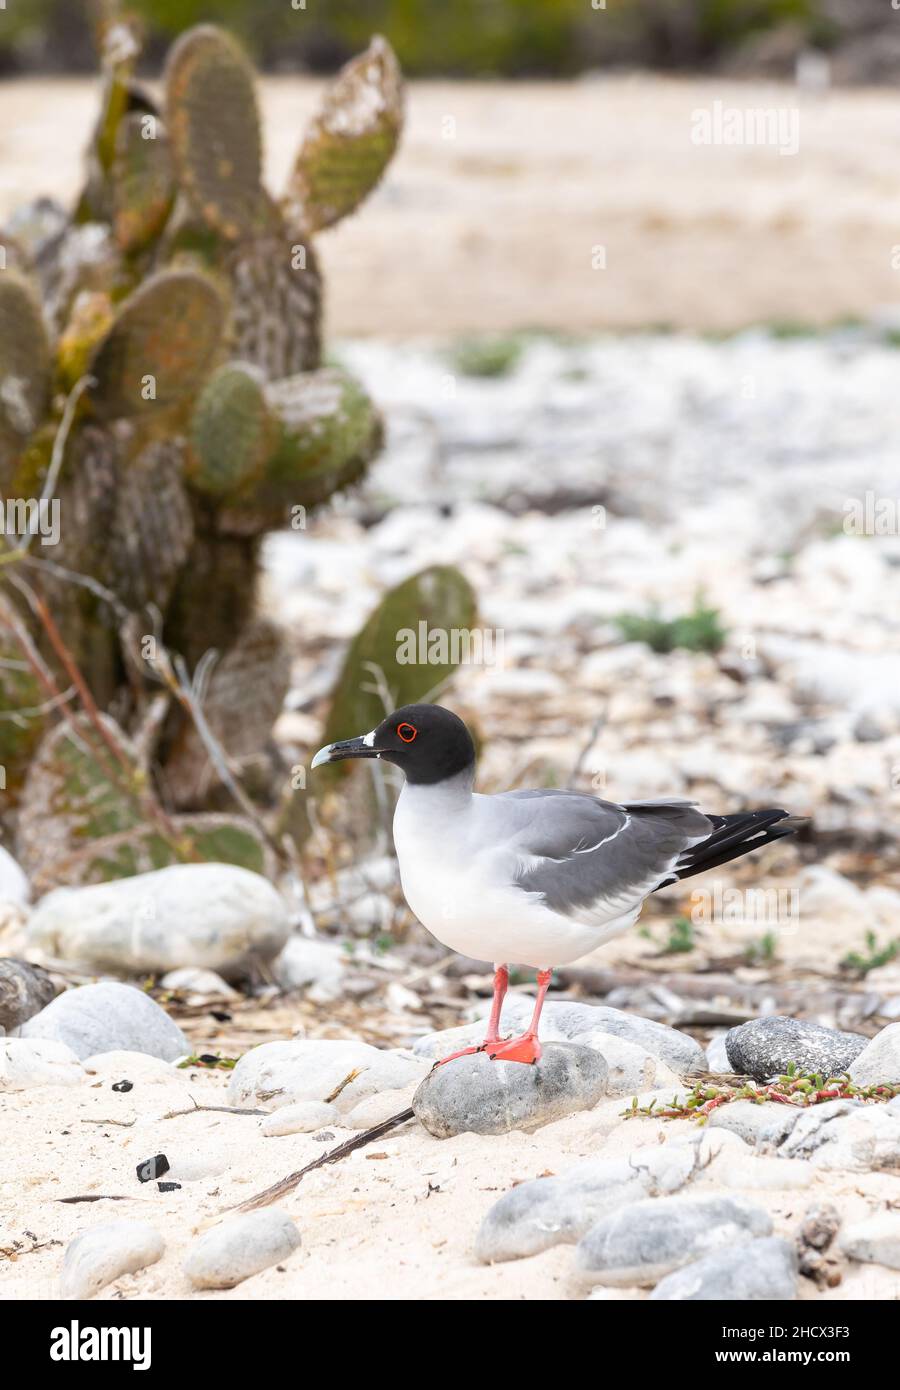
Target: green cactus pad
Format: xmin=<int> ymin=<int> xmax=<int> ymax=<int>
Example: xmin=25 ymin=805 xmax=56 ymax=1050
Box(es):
xmin=186 ymin=361 xmax=273 ymax=498
xmin=111 ymin=110 xmax=175 ymax=253
xmin=57 ymin=289 xmax=116 ymax=391
xmin=218 ymin=367 xmax=380 ymax=532
xmin=0 ymin=271 xmax=52 ymax=458
xmin=321 ymin=565 xmax=478 ymax=763
xmin=226 ymin=229 xmax=322 ymax=379
xmin=15 ymin=713 xmax=145 ymax=881
xmin=87 ymin=268 xmax=225 ymax=420
xmin=165 ymin=24 xmax=264 ymax=241
xmin=285 ymin=36 xmax=403 ymax=234
xmin=108 ymin=439 xmax=195 ymax=612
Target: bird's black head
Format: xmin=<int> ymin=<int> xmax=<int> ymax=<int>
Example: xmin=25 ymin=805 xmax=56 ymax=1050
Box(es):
xmin=311 ymin=703 xmax=475 ymax=786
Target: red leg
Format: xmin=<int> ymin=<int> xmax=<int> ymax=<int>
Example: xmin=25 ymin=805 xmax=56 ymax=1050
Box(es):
xmin=484 ymin=963 xmax=509 ymax=1043
xmin=433 ymin=963 xmax=509 ymax=1067
xmin=484 ymin=969 xmax=552 ymax=1065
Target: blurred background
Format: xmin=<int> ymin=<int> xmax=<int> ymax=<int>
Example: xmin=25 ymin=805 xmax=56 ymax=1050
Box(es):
xmin=2 ymin=0 xmax=899 ymax=1055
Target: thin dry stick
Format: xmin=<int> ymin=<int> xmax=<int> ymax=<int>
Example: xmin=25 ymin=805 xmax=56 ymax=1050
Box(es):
xmin=80 ymin=1117 xmax=136 ymax=1128
xmin=232 ymin=1107 xmax=416 ymax=1214
xmin=161 ymin=1102 xmax=266 ymax=1120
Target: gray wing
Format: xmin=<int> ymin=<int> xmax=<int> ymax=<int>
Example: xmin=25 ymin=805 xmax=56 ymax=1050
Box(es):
xmin=499 ymin=790 xmax=712 ymax=922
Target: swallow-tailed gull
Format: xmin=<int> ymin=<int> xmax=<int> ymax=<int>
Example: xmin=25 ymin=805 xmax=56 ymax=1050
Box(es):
xmin=312 ymin=704 xmax=799 ymax=1064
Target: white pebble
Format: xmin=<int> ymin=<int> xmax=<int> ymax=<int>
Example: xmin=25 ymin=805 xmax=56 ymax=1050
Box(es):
xmin=183 ymin=1209 xmax=301 ymax=1289
xmin=260 ymin=1102 xmax=337 ymax=1136
xmin=61 ymin=1221 xmax=164 ymax=1299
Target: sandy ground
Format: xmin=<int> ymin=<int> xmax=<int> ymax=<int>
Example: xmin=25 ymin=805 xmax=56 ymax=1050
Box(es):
xmin=1 ymin=1054 xmax=897 ymax=1303
xmin=2 ymin=74 xmax=900 ymax=335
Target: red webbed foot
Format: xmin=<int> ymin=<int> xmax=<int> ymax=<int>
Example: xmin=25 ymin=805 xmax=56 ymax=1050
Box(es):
xmin=483 ymin=1033 xmax=542 ymax=1065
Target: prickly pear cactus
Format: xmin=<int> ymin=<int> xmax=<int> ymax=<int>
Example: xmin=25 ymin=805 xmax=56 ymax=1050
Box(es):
xmin=0 ymin=10 xmax=405 ymax=880
xmin=285 ymin=36 xmax=404 ymax=234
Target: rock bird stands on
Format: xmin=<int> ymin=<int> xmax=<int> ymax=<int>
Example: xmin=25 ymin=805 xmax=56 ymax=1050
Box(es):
xmin=312 ymin=704 xmax=799 ymax=1065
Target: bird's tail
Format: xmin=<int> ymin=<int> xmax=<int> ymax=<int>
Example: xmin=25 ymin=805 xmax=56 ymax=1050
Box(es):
xmin=664 ymin=809 xmax=803 ymax=885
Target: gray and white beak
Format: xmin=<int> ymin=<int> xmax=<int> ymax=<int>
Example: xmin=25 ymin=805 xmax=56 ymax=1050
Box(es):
xmin=311 ymin=732 xmax=379 ymax=769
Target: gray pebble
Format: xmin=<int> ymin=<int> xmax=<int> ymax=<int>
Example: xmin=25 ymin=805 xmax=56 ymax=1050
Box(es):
xmin=848 ymin=1024 xmax=900 ymax=1087
xmin=413 ymin=1043 xmax=608 ymax=1138
xmin=21 ymin=982 xmax=187 ymax=1062
xmin=476 ymin=1145 xmax=700 ymax=1263
xmin=574 ymin=1193 xmax=772 ymax=1286
xmin=649 ymin=1237 xmax=798 ymax=1301
xmin=706 ymin=1099 xmax=802 ymax=1149
xmin=725 ymin=1016 xmax=867 ymax=1082
xmin=0 ymin=958 xmax=57 ymax=1031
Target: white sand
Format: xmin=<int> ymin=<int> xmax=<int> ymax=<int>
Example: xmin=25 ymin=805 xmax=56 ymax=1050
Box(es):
xmin=1 ymin=1055 xmax=897 ymax=1301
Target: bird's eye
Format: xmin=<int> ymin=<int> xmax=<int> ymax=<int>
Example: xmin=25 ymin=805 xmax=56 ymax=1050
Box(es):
xmin=397 ymin=722 xmax=418 ymax=743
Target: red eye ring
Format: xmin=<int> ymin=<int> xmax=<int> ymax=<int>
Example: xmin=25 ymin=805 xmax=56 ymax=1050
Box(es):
xmin=397 ymin=722 xmax=417 ymax=743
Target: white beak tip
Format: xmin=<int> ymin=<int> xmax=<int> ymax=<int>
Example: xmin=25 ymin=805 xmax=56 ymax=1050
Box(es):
xmin=310 ymin=745 xmax=333 ymax=770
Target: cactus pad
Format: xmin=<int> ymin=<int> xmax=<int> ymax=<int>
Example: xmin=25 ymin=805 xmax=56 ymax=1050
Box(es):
xmin=57 ymin=289 xmax=116 ymax=390
xmin=87 ymin=268 xmax=225 ymax=420
xmin=165 ymin=25 xmax=264 ymax=241
xmin=321 ymin=565 xmax=478 ymax=762
xmin=285 ymin=36 xmax=403 ymax=234
xmin=0 ymin=271 xmax=52 ymax=463
xmin=15 ymin=713 xmax=145 ymax=881
xmin=186 ymin=361 xmax=273 ymax=498
xmin=217 ymin=367 xmax=381 ymax=532
xmin=111 ymin=110 xmax=176 ymax=253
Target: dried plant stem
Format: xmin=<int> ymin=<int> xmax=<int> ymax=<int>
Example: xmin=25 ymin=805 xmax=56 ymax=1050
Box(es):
xmin=233 ymin=1107 xmax=416 ymax=1213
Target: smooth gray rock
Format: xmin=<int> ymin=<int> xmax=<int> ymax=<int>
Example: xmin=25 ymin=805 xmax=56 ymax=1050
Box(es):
xmin=649 ymin=1237 xmax=798 ymax=1301
xmin=61 ymin=1221 xmax=164 ymax=1299
xmin=725 ymin=1016 xmax=867 ymax=1081
xmin=574 ymin=1193 xmax=772 ymax=1286
xmin=414 ymin=999 xmax=704 ymax=1075
xmin=0 ymin=958 xmax=56 ymax=1031
xmin=476 ymin=1145 xmax=700 ymax=1263
xmin=26 ymin=863 xmax=288 ymax=979
xmin=838 ymin=1214 xmax=900 ymax=1270
xmin=706 ymin=1099 xmax=802 ymax=1148
xmin=228 ymin=1038 xmax=427 ymax=1114
xmin=777 ymin=1099 xmax=863 ymax=1161
xmin=21 ymin=983 xmax=187 ymax=1062
xmin=848 ymin=1024 xmax=900 ymax=1086
xmin=183 ymin=1209 xmax=300 ymax=1289
xmin=413 ymin=1044 xmax=608 ymax=1138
